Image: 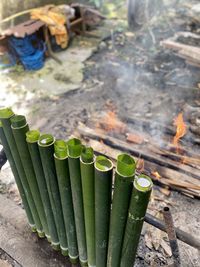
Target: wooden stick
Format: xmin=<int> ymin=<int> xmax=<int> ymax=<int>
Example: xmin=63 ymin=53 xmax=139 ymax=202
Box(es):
xmin=145 ymin=213 xmax=200 ymax=250
xmin=163 ymin=207 xmax=181 ymax=267
xmin=43 ymin=26 xmax=62 ymax=65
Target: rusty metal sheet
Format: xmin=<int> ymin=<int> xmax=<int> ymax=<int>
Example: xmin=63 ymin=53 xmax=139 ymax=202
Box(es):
xmin=0 ymin=20 xmax=45 ymax=40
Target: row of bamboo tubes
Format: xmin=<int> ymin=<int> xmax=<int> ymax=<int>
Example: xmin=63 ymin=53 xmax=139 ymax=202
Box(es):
xmin=0 ymin=108 xmax=153 ymax=267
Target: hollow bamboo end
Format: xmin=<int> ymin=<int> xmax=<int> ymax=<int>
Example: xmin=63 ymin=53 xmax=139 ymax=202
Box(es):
xmin=117 ymin=153 xmax=135 ymax=177
xmin=95 ymin=155 xmax=113 ymax=171
xmin=26 ymin=130 xmax=40 ymax=143
xmin=54 ymin=139 xmax=68 ymax=159
xmin=0 ymin=107 xmax=14 ymax=119
xmin=38 ymin=134 xmax=54 ymax=147
xmin=11 ymin=115 xmax=27 ymax=128
xmin=81 ymin=146 xmax=94 ymax=163
xmin=134 ymin=175 xmax=153 ymax=192
xmin=67 ymin=137 xmax=82 ymax=158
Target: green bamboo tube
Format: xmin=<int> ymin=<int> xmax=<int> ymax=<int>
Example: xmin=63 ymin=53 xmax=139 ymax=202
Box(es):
xmin=107 ymin=154 xmax=136 ymax=267
xmin=95 ymin=155 xmax=113 ymax=267
xmin=11 ymin=115 xmax=47 ymax=237
xmin=38 ymin=134 xmax=68 ymax=255
xmin=67 ymin=138 xmax=87 ymax=266
xmin=120 ymin=175 xmax=153 ymax=267
xmin=0 ymin=117 xmax=35 ymax=231
xmin=26 ymin=130 xmax=59 ymax=245
xmin=80 ymin=147 xmax=95 ymax=267
xmin=54 ymin=140 xmax=79 ymax=263
xmin=0 ymin=108 xmax=39 ymax=232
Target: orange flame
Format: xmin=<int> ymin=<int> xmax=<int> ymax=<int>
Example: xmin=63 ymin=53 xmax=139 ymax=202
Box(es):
xmin=173 ymin=113 xmax=187 ymax=150
xmin=98 ymin=110 xmax=126 ymax=133
xmin=151 ymin=171 xmax=161 ymax=179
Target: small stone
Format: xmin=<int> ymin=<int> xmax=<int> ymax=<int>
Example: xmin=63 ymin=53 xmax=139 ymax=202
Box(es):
xmin=99 ymin=42 xmax=107 ymax=50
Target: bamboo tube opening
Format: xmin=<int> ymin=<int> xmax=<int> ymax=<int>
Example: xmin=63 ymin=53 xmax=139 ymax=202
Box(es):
xmin=67 ymin=138 xmax=82 ymax=158
xmin=38 ymin=134 xmax=55 ymax=147
xmin=117 ymin=154 xmax=135 ymax=177
xmin=54 ymin=140 xmax=68 ymax=159
xmin=95 ymin=155 xmax=113 ymax=171
xmin=26 ymin=130 xmax=40 ymax=143
xmin=163 ymin=206 xmax=170 ymax=212
xmin=80 ymin=146 xmax=94 ymax=164
xmin=0 ymin=107 xmax=14 ymax=119
xmin=11 ymin=115 xmax=27 ymax=128
xmin=134 ymin=175 xmax=153 ymax=192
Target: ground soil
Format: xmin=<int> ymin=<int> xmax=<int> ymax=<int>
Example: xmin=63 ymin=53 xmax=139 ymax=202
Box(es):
xmin=0 ymin=0 xmax=200 ymax=266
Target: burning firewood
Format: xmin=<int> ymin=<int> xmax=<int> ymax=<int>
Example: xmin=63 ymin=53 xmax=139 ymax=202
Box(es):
xmin=77 ymin=123 xmax=200 ymax=198
xmin=173 ymin=113 xmax=187 ymax=152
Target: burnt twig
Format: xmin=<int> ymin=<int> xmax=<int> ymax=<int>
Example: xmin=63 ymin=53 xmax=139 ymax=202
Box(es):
xmin=145 ymin=213 xmax=200 ymax=251
xmin=163 ymin=207 xmax=181 ymax=266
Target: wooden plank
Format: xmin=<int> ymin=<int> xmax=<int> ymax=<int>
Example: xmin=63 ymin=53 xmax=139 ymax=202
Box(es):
xmin=0 ymin=194 xmax=73 ymax=267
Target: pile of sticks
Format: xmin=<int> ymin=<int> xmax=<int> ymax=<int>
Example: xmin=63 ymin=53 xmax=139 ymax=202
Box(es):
xmin=76 ymin=120 xmax=200 ymax=199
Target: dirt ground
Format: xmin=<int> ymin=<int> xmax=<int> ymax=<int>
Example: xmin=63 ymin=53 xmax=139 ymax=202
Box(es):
xmin=1 ymin=0 xmax=200 ymax=266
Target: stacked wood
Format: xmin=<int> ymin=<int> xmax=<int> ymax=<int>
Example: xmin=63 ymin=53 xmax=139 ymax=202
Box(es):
xmin=76 ymin=123 xmax=200 ymax=198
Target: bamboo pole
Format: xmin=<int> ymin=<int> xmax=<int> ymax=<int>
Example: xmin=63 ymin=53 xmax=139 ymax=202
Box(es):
xmin=38 ymin=134 xmax=68 ymax=254
xmin=95 ymin=155 xmax=113 ymax=267
xmin=0 ymin=109 xmax=41 ymax=232
xmin=120 ymin=175 xmax=153 ymax=267
xmin=0 ymin=117 xmax=35 ymax=231
xmin=80 ymin=147 xmax=96 ymax=267
xmin=26 ymin=130 xmax=59 ymax=245
xmin=107 ymin=154 xmax=136 ymax=267
xmin=54 ymin=140 xmax=79 ymax=263
xmin=11 ymin=115 xmax=48 ymax=238
xmin=67 ymin=138 xmax=87 ymax=266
